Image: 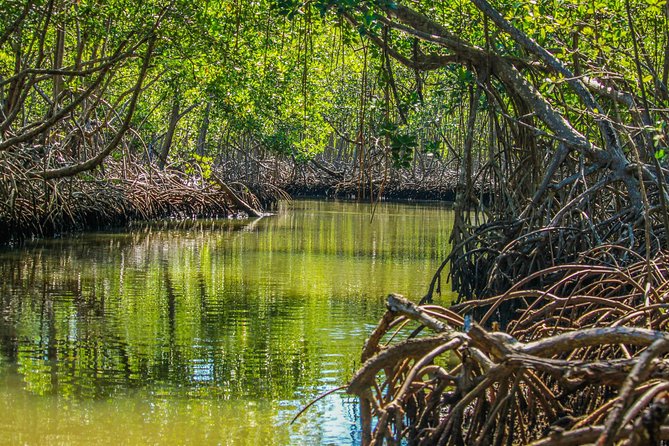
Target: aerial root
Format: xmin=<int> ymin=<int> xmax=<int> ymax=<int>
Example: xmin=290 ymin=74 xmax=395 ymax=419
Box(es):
xmin=0 ymin=151 xmax=285 ymax=243
xmin=350 ymin=253 xmax=669 ymax=445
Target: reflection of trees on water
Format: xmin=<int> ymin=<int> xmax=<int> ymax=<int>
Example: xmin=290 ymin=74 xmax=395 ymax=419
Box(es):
xmin=0 ymin=250 xmax=323 ymax=400
xmin=0 ymin=200 xmax=453 ymax=401
xmin=0 ymin=256 xmax=330 ymax=398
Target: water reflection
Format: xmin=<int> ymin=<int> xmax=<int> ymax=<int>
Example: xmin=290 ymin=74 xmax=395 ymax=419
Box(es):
xmin=0 ymin=199 xmax=454 ymax=445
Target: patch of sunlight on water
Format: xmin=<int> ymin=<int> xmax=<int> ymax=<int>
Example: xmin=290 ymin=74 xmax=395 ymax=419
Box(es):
xmin=0 ymin=199 xmax=455 ymax=445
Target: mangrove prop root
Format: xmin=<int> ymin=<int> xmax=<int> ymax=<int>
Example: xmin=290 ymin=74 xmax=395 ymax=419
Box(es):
xmin=349 ymin=254 xmax=669 ymax=445
xmin=0 ymin=149 xmax=284 ymax=244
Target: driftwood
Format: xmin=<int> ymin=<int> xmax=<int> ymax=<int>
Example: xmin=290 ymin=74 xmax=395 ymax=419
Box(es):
xmin=348 ymin=253 xmax=669 ymax=445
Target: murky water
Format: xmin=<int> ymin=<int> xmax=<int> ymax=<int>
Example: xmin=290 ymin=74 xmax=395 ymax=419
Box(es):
xmin=0 ymin=199 xmax=454 ymax=445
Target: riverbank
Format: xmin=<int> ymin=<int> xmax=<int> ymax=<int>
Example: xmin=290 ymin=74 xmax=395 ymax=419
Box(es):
xmin=0 ymin=152 xmax=464 ymax=244
xmin=275 ymin=156 xmax=464 ymax=202
xmin=349 ymin=249 xmax=669 ymax=445
xmin=0 ymin=161 xmax=270 ymax=245
xmin=284 ymin=183 xmax=458 ymax=202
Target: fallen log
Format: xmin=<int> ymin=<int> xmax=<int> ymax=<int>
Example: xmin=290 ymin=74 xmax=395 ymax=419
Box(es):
xmin=210 ymin=173 xmax=264 ymax=218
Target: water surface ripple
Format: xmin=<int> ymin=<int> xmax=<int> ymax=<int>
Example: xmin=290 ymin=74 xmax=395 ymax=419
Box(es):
xmin=0 ymin=199 xmax=454 ymax=445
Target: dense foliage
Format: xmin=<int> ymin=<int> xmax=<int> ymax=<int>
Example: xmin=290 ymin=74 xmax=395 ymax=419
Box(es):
xmin=3 ymin=1 xmax=669 ymax=444
xmin=1 ymin=0 xmax=669 ymax=287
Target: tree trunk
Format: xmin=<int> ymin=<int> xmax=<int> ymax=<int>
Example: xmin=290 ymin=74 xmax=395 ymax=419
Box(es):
xmin=39 ymin=36 xmax=155 ymax=180
xmin=158 ymin=92 xmax=180 ymax=169
xmin=4 ymin=41 xmax=23 ymax=121
xmin=196 ymin=100 xmax=211 ymax=156
xmin=663 ymin=0 xmax=669 ymax=92
xmin=52 ymin=23 xmax=65 ymax=110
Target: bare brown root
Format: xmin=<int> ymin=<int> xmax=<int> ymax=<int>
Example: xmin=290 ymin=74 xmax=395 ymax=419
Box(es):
xmin=0 ymin=150 xmax=283 ymax=244
xmin=220 ymin=146 xmax=467 ymax=201
xmin=349 ymin=253 xmax=669 ymax=445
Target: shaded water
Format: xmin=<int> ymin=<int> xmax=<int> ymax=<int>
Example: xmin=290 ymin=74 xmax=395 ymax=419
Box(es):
xmin=0 ymin=199 xmax=455 ymax=445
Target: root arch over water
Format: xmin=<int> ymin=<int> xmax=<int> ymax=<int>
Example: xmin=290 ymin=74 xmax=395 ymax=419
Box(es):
xmin=349 ymin=251 xmax=669 ymax=445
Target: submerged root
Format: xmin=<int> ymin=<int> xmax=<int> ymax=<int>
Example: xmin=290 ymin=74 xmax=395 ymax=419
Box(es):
xmin=349 ymin=252 xmax=669 ymax=445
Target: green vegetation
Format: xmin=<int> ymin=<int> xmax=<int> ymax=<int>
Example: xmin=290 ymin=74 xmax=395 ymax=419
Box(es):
xmin=2 ymin=0 xmax=668 ymax=255
xmin=2 ymin=0 xmax=669 ymax=443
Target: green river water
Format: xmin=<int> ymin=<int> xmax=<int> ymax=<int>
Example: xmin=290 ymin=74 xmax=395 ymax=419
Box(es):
xmin=0 ymin=199 xmax=455 ymax=445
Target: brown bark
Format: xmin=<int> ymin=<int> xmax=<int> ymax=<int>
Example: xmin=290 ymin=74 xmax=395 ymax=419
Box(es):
xmin=0 ymin=38 xmax=132 ymax=151
xmin=158 ymin=92 xmax=180 ymax=169
xmin=367 ymin=1 xmax=643 ymax=208
xmin=664 ymin=0 xmax=669 ymax=89
xmin=4 ymin=41 xmax=24 ymax=121
xmin=52 ymin=23 xmax=65 ymax=110
xmin=38 ymin=36 xmax=155 ymax=179
xmin=210 ymin=173 xmax=263 ymax=217
xmin=196 ymin=100 xmax=211 ymax=156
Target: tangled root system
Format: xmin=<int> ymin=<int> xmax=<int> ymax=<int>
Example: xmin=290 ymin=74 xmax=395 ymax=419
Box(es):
xmin=349 ymin=250 xmax=669 ymax=445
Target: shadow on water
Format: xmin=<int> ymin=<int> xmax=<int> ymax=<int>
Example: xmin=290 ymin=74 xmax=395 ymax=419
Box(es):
xmin=0 ymin=199 xmax=455 ymax=445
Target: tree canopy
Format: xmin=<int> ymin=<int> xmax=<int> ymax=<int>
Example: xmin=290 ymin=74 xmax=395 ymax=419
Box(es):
xmin=1 ymin=0 xmax=668 ymax=293
xmin=3 ymin=1 xmax=669 ymax=444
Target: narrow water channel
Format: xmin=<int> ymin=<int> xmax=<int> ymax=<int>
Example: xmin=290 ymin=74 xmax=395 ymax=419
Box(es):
xmin=0 ymin=199 xmax=454 ymax=445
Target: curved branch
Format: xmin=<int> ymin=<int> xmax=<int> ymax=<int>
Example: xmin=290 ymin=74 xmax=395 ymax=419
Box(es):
xmin=37 ymin=36 xmax=155 ymax=179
